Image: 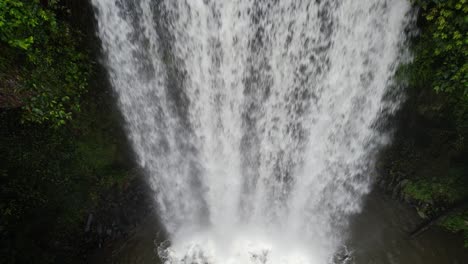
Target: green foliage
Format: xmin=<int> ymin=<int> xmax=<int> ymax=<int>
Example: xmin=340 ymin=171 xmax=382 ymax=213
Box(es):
xmin=0 ymin=0 xmax=52 ymax=50
xmin=410 ymin=0 xmax=468 ymax=126
xmin=0 ymin=2 xmax=128 ymax=262
xmin=0 ymin=94 xmax=130 ymax=263
xmin=403 ymin=167 xmax=468 ymax=246
xmin=440 ymin=211 xmax=468 ymax=247
xmin=404 ymin=167 xmax=468 ymax=204
xmin=412 ymin=0 xmax=468 ymax=90
xmin=0 ymin=0 xmax=90 ymax=127
xmin=399 ymin=0 xmax=468 ymax=246
xmin=393 ymin=6 xmax=468 ymax=239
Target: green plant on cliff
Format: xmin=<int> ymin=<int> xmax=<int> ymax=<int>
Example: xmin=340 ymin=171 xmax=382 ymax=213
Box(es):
xmin=400 ymin=0 xmax=468 ymax=245
xmin=0 ymin=0 xmax=90 ymax=127
xmin=0 ymin=100 xmax=130 ymax=263
xmin=412 ymin=0 xmax=468 ymax=126
xmin=404 ymin=168 xmax=468 ymax=204
xmin=440 ymin=211 xmax=468 ymax=247
xmin=1 ymin=1 xmax=131 ymax=263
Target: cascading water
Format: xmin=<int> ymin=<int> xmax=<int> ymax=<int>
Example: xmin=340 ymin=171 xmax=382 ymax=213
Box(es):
xmin=91 ymin=0 xmax=413 ymax=263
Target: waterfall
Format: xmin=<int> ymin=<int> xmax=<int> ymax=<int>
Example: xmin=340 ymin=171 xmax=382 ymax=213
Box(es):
xmin=91 ymin=0 xmax=412 ymax=263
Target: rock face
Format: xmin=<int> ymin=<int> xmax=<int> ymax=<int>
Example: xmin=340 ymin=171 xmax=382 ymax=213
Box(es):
xmin=80 ymin=172 xmax=163 ymax=258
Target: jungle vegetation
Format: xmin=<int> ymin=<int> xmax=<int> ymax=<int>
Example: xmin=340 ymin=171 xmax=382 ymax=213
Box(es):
xmin=0 ymin=0 xmax=466 ymax=263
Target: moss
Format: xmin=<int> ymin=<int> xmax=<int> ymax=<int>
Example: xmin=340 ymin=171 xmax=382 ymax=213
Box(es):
xmin=391 ymin=1 xmax=468 ymax=244
xmin=0 ymin=0 xmax=91 ymax=127
xmin=404 ymin=167 xmax=468 ymax=204
xmin=440 ymin=211 xmax=468 ymax=247
xmin=0 ymin=91 xmax=131 ymax=263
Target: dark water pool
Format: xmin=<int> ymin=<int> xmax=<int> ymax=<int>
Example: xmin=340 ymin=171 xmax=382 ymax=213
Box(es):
xmin=347 ymin=192 xmax=467 ymax=264
xmin=91 ymin=191 xmax=467 ymax=264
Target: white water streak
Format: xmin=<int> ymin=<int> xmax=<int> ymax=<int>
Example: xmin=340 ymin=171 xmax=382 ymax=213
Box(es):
xmin=92 ymin=0 xmax=412 ymax=263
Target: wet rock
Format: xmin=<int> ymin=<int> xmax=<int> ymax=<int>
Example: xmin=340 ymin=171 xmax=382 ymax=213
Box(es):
xmin=417 ymin=209 xmax=427 ymax=219
xmin=81 ymin=172 xmax=160 ymax=260
xmin=399 ymin=179 xmax=409 ymax=188
xmin=85 ymin=213 xmax=93 ymax=232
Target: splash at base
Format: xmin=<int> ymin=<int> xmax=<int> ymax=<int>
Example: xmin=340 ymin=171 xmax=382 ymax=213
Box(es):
xmin=160 ymin=236 xmax=323 ymax=264
xmin=157 ymin=229 xmax=354 ymax=264
xmin=91 ymin=0 xmax=413 ymax=262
